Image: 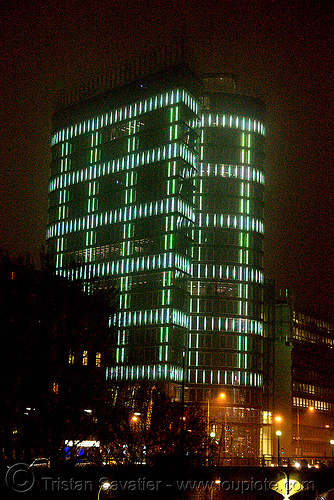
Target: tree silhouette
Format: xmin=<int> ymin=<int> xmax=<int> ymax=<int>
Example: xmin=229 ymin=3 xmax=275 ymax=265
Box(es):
xmin=103 ymin=382 xmax=206 ymax=466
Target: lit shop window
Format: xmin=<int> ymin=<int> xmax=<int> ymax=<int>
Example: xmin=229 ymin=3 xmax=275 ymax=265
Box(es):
xmin=68 ymin=350 xmax=75 ymax=364
xmin=96 ymin=352 xmax=101 ymax=368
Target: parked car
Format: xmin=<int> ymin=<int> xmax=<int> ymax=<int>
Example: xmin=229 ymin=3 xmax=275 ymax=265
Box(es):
xmin=75 ymin=458 xmax=97 ymax=467
xmin=29 ymin=458 xmax=50 ymax=468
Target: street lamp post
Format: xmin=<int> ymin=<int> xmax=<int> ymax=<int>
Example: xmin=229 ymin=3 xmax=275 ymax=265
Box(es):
xmin=220 ymin=393 xmax=227 ymax=463
xmin=217 ymin=393 xmax=226 ymax=467
xmin=97 ymin=479 xmax=110 ymax=500
xmin=207 ymin=391 xmax=227 ymax=466
xmin=296 ymin=406 xmax=314 ymax=457
xmin=210 ymin=479 xmax=221 ymax=500
xmin=330 ymin=440 xmax=334 ymax=463
xmin=209 ymin=431 xmax=216 ymax=467
xmin=274 ymin=416 xmax=283 ymax=466
xmin=276 ymin=431 xmax=282 ymax=466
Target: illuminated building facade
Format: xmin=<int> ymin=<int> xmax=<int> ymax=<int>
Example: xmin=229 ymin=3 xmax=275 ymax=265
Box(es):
xmin=47 ymin=53 xmax=266 ymax=459
xmin=48 ymin=59 xmax=201 ymax=387
xmin=189 ymin=75 xmax=266 ymax=460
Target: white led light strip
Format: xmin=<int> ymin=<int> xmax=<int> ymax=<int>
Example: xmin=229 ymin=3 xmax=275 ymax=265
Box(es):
xmin=51 ymin=88 xmax=200 ymax=147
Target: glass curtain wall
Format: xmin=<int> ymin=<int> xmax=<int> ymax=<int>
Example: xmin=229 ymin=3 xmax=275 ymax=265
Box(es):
xmin=47 ymin=74 xmax=200 ymax=384
xmin=189 ymin=79 xmax=266 ymax=459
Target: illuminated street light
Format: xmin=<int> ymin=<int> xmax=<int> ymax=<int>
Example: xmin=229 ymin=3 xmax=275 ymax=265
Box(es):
xmin=274 ymin=415 xmax=282 ymax=423
xmin=330 ymin=440 xmax=334 ymax=461
xmin=217 ymin=393 xmax=228 ymax=466
xmin=131 ymin=411 xmax=141 ymax=423
xmin=97 ymin=479 xmax=111 ymax=500
xmin=206 ymin=390 xmax=228 ymax=465
xmin=296 ymin=406 xmax=315 ymax=456
xmin=210 ymin=479 xmax=221 ymax=500
xmin=276 ymin=430 xmax=282 ymax=466
xmin=271 ymin=471 xmax=304 ymax=498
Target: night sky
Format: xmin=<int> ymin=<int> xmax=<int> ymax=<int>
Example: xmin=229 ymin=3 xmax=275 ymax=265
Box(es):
xmin=1 ymin=0 xmax=333 ymax=319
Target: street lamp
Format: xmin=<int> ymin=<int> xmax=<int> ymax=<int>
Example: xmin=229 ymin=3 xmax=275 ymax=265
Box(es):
xmin=208 ymin=431 xmax=216 ymax=467
xmin=210 ymin=479 xmax=221 ymax=500
xmin=97 ymin=479 xmax=110 ymax=500
xmin=215 ymin=393 xmax=228 ymax=467
xmin=296 ymin=406 xmax=315 ymax=457
xmin=276 ymin=431 xmax=282 ymax=466
xmin=330 ymin=440 xmax=334 ymax=461
xmin=131 ymin=412 xmax=141 ymax=422
xmin=206 ymin=391 xmax=227 ymax=466
xmin=219 ymin=393 xmax=227 ymax=464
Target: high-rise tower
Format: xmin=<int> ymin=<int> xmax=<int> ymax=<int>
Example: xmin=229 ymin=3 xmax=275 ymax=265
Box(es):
xmin=47 ymin=53 xmax=266 ymax=458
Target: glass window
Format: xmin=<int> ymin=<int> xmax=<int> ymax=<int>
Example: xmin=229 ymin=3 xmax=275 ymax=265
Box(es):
xmin=96 ymin=352 xmax=101 ymax=368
